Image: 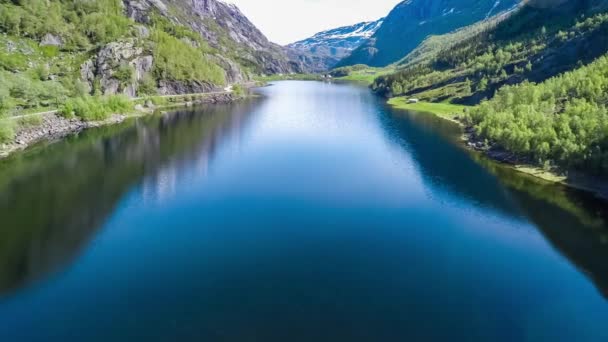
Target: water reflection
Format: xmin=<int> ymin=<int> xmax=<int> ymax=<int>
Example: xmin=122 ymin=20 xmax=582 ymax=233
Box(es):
xmin=0 ymin=100 xmax=259 ymax=296
xmin=385 ymin=106 xmax=608 ymax=299
xmin=0 ymin=82 xmax=606 ymax=341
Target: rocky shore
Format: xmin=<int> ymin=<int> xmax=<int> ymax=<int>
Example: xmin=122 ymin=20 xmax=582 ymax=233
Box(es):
xmin=462 ymin=119 xmax=608 ymax=200
xmin=0 ymin=92 xmax=239 ymax=160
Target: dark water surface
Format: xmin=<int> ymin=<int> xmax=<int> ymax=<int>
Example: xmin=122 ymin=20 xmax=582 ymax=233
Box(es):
xmin=0 ymin=81 xmax=607 ymax=341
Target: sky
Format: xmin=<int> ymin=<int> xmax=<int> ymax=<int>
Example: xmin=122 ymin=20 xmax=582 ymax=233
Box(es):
xmin=225 ymin=0 xmax=402 ymax=45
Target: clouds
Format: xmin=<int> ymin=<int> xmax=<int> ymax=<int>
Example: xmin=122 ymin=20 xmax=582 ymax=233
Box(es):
xmin=225 ymin=0 xmax=401 ymax=45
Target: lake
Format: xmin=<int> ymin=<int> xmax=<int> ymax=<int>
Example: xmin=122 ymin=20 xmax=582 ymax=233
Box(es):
xmin=0 ymin=81 xmax=607 ymax=341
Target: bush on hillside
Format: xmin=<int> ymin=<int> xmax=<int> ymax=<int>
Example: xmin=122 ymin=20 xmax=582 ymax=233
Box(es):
xmin=0 ymin=120 xmax=15 ymax=143
xmin=151 ymin=30 xmax=225 ymax=85
xmin=467 ymin=56 xmax=608 ymax=175
xmin=61 ymin=95 xmax=133 ymax=121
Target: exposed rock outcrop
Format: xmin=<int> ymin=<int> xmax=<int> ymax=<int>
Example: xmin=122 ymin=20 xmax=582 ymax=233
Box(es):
xmin=40 ymin=33 xmax=63 ymax=47
xmin=81 ymin=39 xmax=153 ymax=97
xmin=123 ymin=0 xmax=298 ymax=74
xmin=157 ymin=80 xmax=215 ymax=96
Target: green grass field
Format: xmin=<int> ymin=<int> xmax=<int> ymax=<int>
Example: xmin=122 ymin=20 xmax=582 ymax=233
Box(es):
xmin=387 ymin=98 xmax=469 ymax=121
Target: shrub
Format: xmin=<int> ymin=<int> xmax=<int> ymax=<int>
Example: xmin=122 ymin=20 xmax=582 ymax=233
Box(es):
xmin=232 ymin=84 xmax=245 ymax=96
xmin=60 ymin=95 xmax=133 ymax=121
xmin=151 ymin=30 xmax=225 ymax=85
xmin=17 ymin=115 xmax=43 ymax=128
xmin=104 ymin=94 xmax=131 ymax=113
xmin=0 ymin=120 xmax=15 ymax=143
xmin=40 ymin=46 xmax=59 ymax=58
xmin=34 ymin=64 xmax=50 ymax=81
xmin=0 ymin=87 xmax=11 ymax=115
xmin=113 ymin=64 xmax=135 ymax=84
xmin=138 ymin=74 xmax=158 ymax=96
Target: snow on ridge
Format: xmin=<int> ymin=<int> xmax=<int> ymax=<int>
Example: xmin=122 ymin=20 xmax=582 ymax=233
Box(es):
xmin=288 ymin=19 xmax=383 ymax=48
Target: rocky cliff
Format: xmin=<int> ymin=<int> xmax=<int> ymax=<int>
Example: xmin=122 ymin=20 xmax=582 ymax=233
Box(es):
xmin=78 ymin=0 xmax=298 ymax=97
xmin=124 ymin=0 xmax=298 ymax=75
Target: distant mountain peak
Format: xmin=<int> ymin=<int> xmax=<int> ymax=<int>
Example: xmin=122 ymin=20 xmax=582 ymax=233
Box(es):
xmin=336 ymin=0 xmax=521 ymax=68
xmin=291 ymin=20 xmax=384 ymax=47
xmin=286 ymin=18 xmax=384 ymax=72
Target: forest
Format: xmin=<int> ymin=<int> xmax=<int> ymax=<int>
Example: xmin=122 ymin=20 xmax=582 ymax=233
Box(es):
xmin=371 ymin=0 xmax=608 ymax=177
xmin=466 ymin=56 xmax=608 ymax=176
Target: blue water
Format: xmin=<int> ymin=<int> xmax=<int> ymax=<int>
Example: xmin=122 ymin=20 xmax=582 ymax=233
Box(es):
xmin=0 ymin=81 xmax=607 ymax=341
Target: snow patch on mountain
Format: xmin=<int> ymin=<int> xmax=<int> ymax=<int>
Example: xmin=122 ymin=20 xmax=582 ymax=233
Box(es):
xmin=285 ymin=18 xmax=384 ymax=72
xmin=288 ymin=19 xmax=384 ymax=50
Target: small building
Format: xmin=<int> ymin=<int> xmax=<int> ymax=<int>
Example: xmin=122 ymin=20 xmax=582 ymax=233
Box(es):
xmin=407 ymin=98 xmax=419 ymax=104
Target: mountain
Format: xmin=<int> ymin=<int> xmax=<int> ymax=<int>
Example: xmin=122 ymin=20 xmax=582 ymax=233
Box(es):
xmin=0 ymin=0 xmax=296 ymax=117
xmin=336 ymin=0 xmax=521 ymax=68
xmin=125 ymin=0 xmax=298 ymax=76
xmin=374 ymin=0 xmax=608 ymax=177
xmin=286 ymin=19 xmax=383 ymax=72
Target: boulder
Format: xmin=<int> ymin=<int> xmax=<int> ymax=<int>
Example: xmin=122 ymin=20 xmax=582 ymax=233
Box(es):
xmin=40 ymin=34 xmax=63 ymax=47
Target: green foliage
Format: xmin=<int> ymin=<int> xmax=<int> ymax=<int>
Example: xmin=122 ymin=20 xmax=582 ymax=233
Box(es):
xmin=39 ymin=45 xmax=59 ymax=58
xmin=17 ymin=114 xmax=42 ymax=128
xmin=0 ymin=86 xmax=11 ymax=115
xmin=466 ymin=56 xmax=608 ymax=175
xmin=34 ymin=64 xmax=50 ymax=81
xmin=0 ymin=0 xmax=246 ymax=117
xmin=329 ymin=64 xmax=369 ymax=77
xmin=151 ymin=30 xmax=225 ymax=85
xmin=104 ymin=94 xmax=131 ymax=113
xmin=0 ymin=0 xmax=132 ymax=50
xmin=113 ymin=64 xmax=135 ymax=84
xmin=138 ymin=74 xmax=158 ymax=96
xmin=0 ymin=49 xmax=28 ymax=71
xmin=150 ymin=14 xmax=213 ymax=53
xmin=61 ymin=95 xmax=132 ymax=121
xmin=232 ymin=84 xmax=245 ymax=97
xmin=81 ymin=12 xmax=131 ymax=45
xmin=374 ymin=5 xmax=608 ymax=102
xmin=0 ymin=120 xmax=15 ymax=143
xmin=148 ymin=96 xmax=168 ymax=106
xmin=0 ymin=72 xmax=68 ymax=111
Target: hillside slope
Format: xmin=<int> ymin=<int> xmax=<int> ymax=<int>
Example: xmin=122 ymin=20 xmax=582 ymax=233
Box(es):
xmin=337 ymin=0 xmax=520 ymax=68
xmin=374 ymin=0 xmax=608 ymax=103
xmin=125 ymin=0 xmax=298 ymax=75
xmin=286 ymin=19 xmax=383 ymax=72
xmin=0 ymin=0 xmax=295 ymax=120
xmin=377 ymin=0 xmax=608 ymax=178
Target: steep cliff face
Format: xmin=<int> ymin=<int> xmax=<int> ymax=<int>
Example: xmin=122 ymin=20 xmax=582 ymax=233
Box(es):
xmin=337 ymin=0 xmax=521 ymax=68
xmin=124 ymin=0 xmax=298 ymax=75
xmin=286 ymin=19 xmax=383 ymax=72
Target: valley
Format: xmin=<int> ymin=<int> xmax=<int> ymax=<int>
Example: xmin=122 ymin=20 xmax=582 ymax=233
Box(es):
xmin=0 ymin=1 xmax=608 ymax=340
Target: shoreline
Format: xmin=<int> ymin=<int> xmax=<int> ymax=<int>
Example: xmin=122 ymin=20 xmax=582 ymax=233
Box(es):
xmin=387 ymin=98 xmax=608 ymax=200
xmin=0 ymin=92 xmax=239 ymax=160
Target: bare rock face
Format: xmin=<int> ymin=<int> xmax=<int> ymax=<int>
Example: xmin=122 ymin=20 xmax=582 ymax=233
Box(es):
xmin=124 ymin=0 xmax=168 ymax=23
xmin=123 ymin=0 xmax=298 ymax=74
xmin=132 ymin=55 xmax=154 ymax=82
xmin=40 ymin=33 xmax=63 ymax=47
xmin=157 ymin=80 xmax=215 ymax=95
xmin=80 ymin=60 xmax=95 ymax=92
xmin=80 ymin=39 xmax=154 ymax=97
xmin=211 ymin=55 xmax=247 ymax=84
